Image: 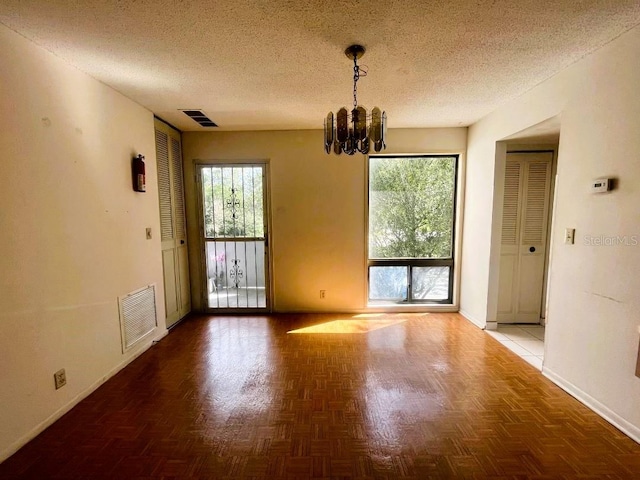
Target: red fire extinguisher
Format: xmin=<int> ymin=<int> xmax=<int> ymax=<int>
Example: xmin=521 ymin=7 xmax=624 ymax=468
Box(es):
xmin=132 ymin=154 xmax=146 ymax=192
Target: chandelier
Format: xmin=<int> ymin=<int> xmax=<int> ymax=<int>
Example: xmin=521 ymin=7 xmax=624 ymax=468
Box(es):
xmin=324 ymin=45 xmax=387 ymax=155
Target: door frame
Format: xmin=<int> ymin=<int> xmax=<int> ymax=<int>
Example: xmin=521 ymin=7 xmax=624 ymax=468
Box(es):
xmin=194 ymin=159 xmax=273 ymax=313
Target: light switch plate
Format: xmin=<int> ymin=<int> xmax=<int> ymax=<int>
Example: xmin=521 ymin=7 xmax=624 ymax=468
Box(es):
xmin=564 ymin=228 xmax=575 ymax=245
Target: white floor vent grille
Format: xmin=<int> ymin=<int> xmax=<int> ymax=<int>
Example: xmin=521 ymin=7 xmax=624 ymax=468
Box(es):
xmin=118 ymin=284 xmax=157 ymax=352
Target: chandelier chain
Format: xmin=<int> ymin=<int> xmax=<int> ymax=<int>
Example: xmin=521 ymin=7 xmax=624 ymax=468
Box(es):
xmin=353 ymin=56 xmax=359 ymax=110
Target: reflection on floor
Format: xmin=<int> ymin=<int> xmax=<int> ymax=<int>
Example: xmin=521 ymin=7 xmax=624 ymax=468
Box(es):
xmin=208 ymin=286 xmax=266 ymax=308
xmin=3 ymin=314 xmax=640 ymax=479
xmin=288 ymin=317 xmax=407 ymax=334
xmin=486 ymin=324 xmax=545 ymax=369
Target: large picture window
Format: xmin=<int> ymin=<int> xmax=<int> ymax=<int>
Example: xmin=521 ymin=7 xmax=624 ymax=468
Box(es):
xmin=368 ymin=155 xmax=458 ymax=304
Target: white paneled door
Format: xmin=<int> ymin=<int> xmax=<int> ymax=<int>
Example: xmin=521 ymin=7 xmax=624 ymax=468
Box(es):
xmin=155 ymin=119 xmax=191 ymax=328
xmin=497 ymin=152 xmax=553 ymax=324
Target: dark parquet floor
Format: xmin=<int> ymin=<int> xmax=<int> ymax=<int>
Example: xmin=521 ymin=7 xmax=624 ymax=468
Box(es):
xmin=1 ymin=313 xmax=639 ymax=479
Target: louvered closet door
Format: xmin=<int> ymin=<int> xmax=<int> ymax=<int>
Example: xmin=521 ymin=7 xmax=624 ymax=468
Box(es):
xmin=497 ymin=160 xmax=523 ymax=320
xmin=155 ymin=120 xmax=191 ymax=328
xmin=497 ymin=152 xmax=552 ymax=323
xmin=170 ymin=137 xmax=191 ymax=319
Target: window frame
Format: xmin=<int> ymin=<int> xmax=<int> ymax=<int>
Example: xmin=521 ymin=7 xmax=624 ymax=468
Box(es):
xmin=366 ymin=154 xmax=460 ymax=305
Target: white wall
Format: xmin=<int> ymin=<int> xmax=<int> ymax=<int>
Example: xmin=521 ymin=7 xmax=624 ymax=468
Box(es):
xmin=463 ymin=26 xmax=640 ymax=439
xmin=182 ymin=128 xmax=466 ymax=312
xmin=0 ymin=25 xmax=166 ymax=460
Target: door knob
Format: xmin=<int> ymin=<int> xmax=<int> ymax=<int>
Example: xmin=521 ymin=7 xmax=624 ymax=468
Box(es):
xmin=529 ymin=246 xmax=536 ymax=253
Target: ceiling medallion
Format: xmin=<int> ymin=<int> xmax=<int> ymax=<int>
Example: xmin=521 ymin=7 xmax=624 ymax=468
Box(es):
xmin=324 ymin=45 xmax=387 ymax=155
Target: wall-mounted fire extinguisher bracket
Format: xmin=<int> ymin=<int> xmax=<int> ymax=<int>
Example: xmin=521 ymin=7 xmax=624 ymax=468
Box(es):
xmin=132 ymin=154 xmax=146 ymax=192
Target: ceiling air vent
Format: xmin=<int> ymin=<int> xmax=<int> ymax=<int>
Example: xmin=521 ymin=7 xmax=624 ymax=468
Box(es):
xmin=180 ymin=109 xmax=218 ymax=127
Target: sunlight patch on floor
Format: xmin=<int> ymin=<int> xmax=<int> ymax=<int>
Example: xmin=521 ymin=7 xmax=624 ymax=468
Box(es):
xmin=288 ymin=318 xmax=407 ymax=334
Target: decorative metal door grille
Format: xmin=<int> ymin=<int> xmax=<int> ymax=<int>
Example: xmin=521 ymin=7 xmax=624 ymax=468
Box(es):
xmin=199 ymin=165 xmax=267 ymax=309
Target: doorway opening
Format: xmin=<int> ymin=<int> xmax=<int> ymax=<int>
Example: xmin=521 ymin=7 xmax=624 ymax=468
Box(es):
xmin=196 ymin=164 xmax=269 ymax=311
xmin=490 ymin=117 xmax=560 ymax=368
xmin=493 ymin=149 xmax=556 ymax=369
xmin=495 ymin=150 xmax=554 ymax=368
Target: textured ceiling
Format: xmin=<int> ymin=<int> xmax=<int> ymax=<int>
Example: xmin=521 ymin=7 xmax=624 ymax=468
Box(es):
xmin=1 ymin=1 xmax=640 ymax=132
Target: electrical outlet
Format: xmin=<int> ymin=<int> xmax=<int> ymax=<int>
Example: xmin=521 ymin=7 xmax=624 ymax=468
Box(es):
xmin=54 ymin=369 xmax=66 ymax=389
xmin=145 ymin=228 xmax=152 ymax=240
xmin=320 ymin=290 xmax=326 ymax=299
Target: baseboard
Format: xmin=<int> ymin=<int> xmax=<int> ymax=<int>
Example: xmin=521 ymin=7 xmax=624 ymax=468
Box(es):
xmin=0 ymin=328 xmax=169 ymax=463
xmin=485 ymin=321 xmax=498 ymax=331
xmin=459 ymin=309 xmax=486 ymax=329
xmin=271 ymin=306 xmax=459 ymax=315
xmin=543 ymin=367 xmax=640 ymax=444
xmin=271 ymin=308 xmax=364 ymax=314
xmin=365 ymin=305 xmax=459 ymax=314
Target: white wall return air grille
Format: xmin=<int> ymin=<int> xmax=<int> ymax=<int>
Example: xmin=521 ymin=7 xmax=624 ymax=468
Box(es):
xmin=118 ymin=284 xmax=158 ymax=353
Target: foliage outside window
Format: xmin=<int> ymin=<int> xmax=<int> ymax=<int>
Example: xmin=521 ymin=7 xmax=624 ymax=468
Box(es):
xmin=202 ymin=166 xmax=264 ymax=238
